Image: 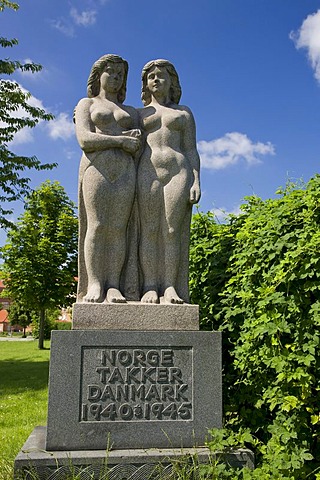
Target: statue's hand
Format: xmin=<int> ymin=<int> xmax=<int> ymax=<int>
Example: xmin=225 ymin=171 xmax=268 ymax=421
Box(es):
xmin=121 ymin=136 xmax=141 ymax=154
xmin=124 ymin=128 xmax=142 ymax=139
xmin=190 ymin=182 xmax=201 ymax=204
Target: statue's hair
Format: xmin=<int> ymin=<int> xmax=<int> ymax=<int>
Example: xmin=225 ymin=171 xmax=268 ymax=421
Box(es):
xmin=87 ymin=54 xmax=128 ymax=102
xmin=141 ymin=59 xmax=182 ymax=106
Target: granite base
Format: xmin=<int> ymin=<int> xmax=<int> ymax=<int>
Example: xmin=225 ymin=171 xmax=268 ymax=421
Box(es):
xmin=72 ymin=302 xmax=199 ymax=330
xmin=14 ymin=427 xmax=254 ymax=479
xmin=46 ymin=330 xmax=222 ymax=451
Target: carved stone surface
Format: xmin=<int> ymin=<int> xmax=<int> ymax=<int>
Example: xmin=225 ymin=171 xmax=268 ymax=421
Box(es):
xmin=22 ymin=463 xmax=174 ymax=480
xmin=75 ymin=57 xmax=200 ymax=306
xmin=46 ymin=330 xmax=222 ymax=451
xmin=138 ymin=59 xmax=201 ymax=305
xmin=75 ymin=54 xmax=141 ymax=305
xmin=72 ymin=302 xmax=199 ymax=330
xmin=14 ymin=426 xmax=254 ymax=479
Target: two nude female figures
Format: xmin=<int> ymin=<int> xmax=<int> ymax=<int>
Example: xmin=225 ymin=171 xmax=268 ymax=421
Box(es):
xmin=75 ymin=54 xmax=201 ymax=305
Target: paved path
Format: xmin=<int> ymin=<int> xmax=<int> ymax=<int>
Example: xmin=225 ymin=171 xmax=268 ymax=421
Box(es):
xmin=0 ymin=336 xmax=35 ymax=341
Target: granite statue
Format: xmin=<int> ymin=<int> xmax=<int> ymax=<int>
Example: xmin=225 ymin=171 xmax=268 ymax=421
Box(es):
xmin=75 ymin=56 xmax=200 ymax=305
xmin=75 ymin=54 xmax=141 ymax=304
xmin=138 ymin=59 xmax=201 ymax=304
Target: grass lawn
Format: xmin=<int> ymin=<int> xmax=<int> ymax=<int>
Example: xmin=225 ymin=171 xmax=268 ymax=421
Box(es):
xmin=0 ymin=340 xmax=50 ymax=479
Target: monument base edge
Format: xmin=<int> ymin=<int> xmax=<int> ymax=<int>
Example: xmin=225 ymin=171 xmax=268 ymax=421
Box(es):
xmin=14 ymin=426 xmax=254 ymax=479
xmin=72 ymin=302 xmax=199 ymax=331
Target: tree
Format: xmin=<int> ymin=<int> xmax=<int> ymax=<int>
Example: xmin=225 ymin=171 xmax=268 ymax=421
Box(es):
xmin=8 ymin=300 xmax=33 ymax=337
xmin=0 ymin=1 xmax=56 ymax=228
xmin=31 ymin=307 xmax=61 ymax=341
xmin=2 ymin=181 xmax=78 ymax=348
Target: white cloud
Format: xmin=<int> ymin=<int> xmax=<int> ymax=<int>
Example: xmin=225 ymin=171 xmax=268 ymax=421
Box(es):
xmin=46 ymin=112 xmax=74 ymax=141
xmin=17 ymin=58 xmax=44 ymax=79
xmin=0 ymin=84 xmax=48 ymax=146
xmin=10 ymin=127 xmax=34 ymax=145
xmin=86 ymin=0 xmax=110 ymax=6
xmin=50 ymin=18 xmax=75 ymax=38
xmin=290 ymin=10 xmax=320 ymax=83
xmin=1 ymin=83 xmax=74 ymax=145
xmin=197 ymin=132 xmax=275 ymax=170
xmin=23 ymin=89 xmax=46 ymax=111
xmin=51 ymin=2 xmax=107 ymax=36
xmin=63 ymin=148 xmax=77 ymax=160
xmin=212 ymin=205 xmax=242 ymax=222
xmin=70 ymin=8 xmax=97 ymax=27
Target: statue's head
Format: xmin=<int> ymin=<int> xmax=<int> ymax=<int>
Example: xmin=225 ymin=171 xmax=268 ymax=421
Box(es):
xmin=141 ymin=59 xmax=182 ymax=106
xmin=87 ymin=54 xmax=128 ymax=103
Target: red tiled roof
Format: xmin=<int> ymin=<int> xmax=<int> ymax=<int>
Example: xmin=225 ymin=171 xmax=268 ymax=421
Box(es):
xmin=0 ymin=309 xmax=9 ymax=323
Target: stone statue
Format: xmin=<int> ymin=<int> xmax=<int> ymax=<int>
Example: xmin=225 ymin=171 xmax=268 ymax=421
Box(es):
xmin=138 ymin=59 xmax=201 ymax=304
xmin=75 ymin=54 xmax=141 ymax=303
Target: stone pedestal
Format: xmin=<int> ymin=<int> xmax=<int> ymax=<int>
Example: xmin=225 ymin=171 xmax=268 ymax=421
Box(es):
xmin=72 ymin=302 xmax=199 ymax=330
xmin=46 ymin=328 xmax=221 ymax=450
xmin=14 ymin=303 xmax=229 ymax=478
xmin=14 ymin=426 xmax=254 ymax=479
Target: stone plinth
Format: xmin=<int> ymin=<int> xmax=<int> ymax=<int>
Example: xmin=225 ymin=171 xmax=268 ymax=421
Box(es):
xmin=46 ymin=330 xmax=222 ymax=451
xmin=14 ymin=426 xmax=254 ymax=479
xmin=72 ymin=302 xmax=199 ymax=330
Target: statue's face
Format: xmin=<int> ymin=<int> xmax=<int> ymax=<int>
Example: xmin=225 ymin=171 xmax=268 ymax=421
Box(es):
xmin=100 ymin=62 xmax=125 ymax=94
xmin=146 ymin=66 xmax=171 ymax=98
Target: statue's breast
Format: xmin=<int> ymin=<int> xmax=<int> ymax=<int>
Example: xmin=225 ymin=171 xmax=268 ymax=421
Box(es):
xmin=142 ymin=108 xmax=185 ymax=133
xmin=90 ymin=105 xmax=134 ymax=131
xmin=114 ymin=108 xmax=134 ymax=130
xmin=91 ymin=107 xmax=114 ymax=129
xmin=162 ymin=109 xmax=185 ymax=131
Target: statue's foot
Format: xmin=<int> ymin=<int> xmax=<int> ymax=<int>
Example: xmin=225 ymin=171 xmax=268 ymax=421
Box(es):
xmin=83 ymin=283 xmax=103 ymax=303
xmin=141 ymin=290 xmax=159 ymax=304
xmin=106 ymin=288 xmax=126 ymax=303
xmin=164 ymin=286 xmax=184 ymax=304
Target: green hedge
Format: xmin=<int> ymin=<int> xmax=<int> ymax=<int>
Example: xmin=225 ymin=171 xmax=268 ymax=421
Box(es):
xmin=189 ymin=176 xmax=320 ymax=479
xmin=53 ymin=321 xmax=72 ymax=331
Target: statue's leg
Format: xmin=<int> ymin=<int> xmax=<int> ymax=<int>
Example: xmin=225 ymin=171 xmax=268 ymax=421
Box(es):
xmin=82 ymin=166 xmax=108 ymax=303
xmin=138 ymin=173 xmax=162 ymax=303
xmin=104 ymin=164 xmax=136 ymax=303
xmin=162 ymin=170 xmax=189 ymax=304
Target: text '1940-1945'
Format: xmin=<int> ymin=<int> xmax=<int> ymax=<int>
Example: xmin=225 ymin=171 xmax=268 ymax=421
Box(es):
xmin=80 ymin=347 xmax=193 ymax=422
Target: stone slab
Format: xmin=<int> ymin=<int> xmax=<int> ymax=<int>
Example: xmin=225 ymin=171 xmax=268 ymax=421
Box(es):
xmin=14 ymin=426 xmax=254 ymax=479
xmin=72 ymin=302 xmax=199 ymax=330
xmin=46 ymin=330 xmax=221 ymax=451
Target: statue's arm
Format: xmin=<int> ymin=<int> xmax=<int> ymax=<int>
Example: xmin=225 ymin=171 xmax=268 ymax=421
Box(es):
xmin=122 ymin=106 xmax=143 ymax=159
xmin=74 ymin=99 xmax=140 ymax=155
xmin=182 ymin=107 xmax=201 ymax=204
xmin=125 ymin=105 xmax=141 ymax=131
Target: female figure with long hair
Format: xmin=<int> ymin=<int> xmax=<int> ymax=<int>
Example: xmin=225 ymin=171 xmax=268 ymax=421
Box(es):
xmin=138 ymin=59 xmax=201 ymax=304
xmin=75 ymin=54 xmax=141 ymax=303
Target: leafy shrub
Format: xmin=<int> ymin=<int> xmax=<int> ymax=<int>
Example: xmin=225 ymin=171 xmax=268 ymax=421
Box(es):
xmin=31 ymin=316 xmax=54 ymax=340
xmin=54 ymin=321 xmax=72 ymax=331
xmin=31 ymin=308 xmax=59 ymax=339
xmin=189 ymin=209 xmax=236 ymax=330
xmin=190 ymin=176 xmax=320 ymax=478
xmin=32 ymin=309 xmax=72 ymax=337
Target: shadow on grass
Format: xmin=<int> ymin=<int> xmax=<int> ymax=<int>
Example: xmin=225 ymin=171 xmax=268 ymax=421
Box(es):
xmin=0 ymin=358 xmax=49 ymax=394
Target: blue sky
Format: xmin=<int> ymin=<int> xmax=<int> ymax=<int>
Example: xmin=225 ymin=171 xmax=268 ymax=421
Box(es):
xmin=1 ymin=0 xmax=320 ymax=242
